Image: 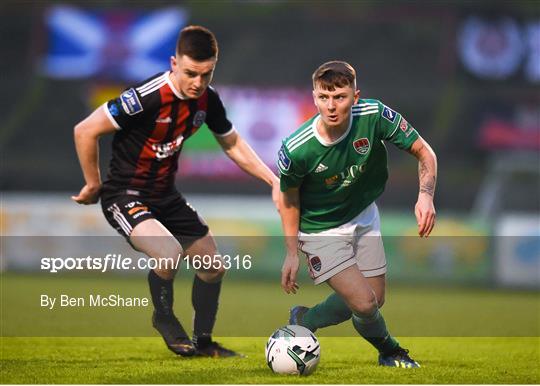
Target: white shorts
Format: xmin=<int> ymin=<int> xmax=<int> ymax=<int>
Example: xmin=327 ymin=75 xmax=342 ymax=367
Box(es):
xmin=298 ymin=203 xmax=387 ymax=285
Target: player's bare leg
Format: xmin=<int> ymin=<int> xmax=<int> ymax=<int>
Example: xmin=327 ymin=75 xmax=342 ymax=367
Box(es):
xmin=290 ymin=272 xmax=387 ymax=329
xmin=328 ymin=265 xmax=419 ymax=368
xmin=183 ymin=232 xmax=225 ymax=283
xmin=130 ymin=219 xmax=183 ymax=279
xmin=130 ymin=219 xmax=196 ymax=357
xmin=366 ymin=274 xmax=386 ymax=308
xmin=183 ymin=232 xmax=239 ymax=357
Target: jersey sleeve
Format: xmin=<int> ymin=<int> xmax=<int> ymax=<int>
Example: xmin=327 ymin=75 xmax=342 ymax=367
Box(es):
xmin=205 ymin=87 xmax=234 ymax=136
xmin=103 ymin=86 xmax=156 ymax=131
xmin=376 ymin=101 xmax=419 ymax=150
xmin=277 ymin=142 xmax=306 ymax=191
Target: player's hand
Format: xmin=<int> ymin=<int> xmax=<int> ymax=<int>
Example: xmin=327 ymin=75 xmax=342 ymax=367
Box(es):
xmin=281 ymin=253 xmax=300 ymax=294
xmin=415 ymin=193 xmax=436 ymax=237
xmin=71 ymin=184 xmax=101 ymax=205
xmin=271 ymin=176 xmax=281 ymax=212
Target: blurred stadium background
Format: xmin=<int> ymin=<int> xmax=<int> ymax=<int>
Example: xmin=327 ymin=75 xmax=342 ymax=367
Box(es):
xmin=1 ymin=0 xmax=539 ymax=339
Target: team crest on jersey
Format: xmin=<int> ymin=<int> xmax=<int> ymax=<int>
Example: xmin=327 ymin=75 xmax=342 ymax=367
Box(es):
xmin=120 ymin=88 xmax=143 ymax=115
xmin=309 ymin=256 xmax=322 ymax=272
xmin=382 ymin=105 xmax=397 ymax=123
xmin=193 ymin=110 xmax=206 ymax=128
xmin=278 ymin=145 xmax=291 ymax=172
xmin=353 ymin=138 xmax=370 ymax=155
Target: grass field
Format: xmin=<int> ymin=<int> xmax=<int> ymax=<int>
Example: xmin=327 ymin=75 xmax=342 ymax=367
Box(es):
xmin=2 ymin=337 xmax=539 ymax=383
xmin=1 ymin=273 xmax=539 ymax=383
xmin=2 ymin=274 xmax=539 ymax=337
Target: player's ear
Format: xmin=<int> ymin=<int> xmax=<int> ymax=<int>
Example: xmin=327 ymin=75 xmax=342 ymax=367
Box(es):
xmin=312 ymin=90 xmax=317 ymax=106
xmin=354 ymin=89 xmax=361 ymax=103
xmin=170 ymin=55 xmax=177 ymax=71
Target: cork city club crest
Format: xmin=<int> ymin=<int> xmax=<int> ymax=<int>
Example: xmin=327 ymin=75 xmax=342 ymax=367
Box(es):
xmin=353 ymin=138 xmax=370 ymax=154
xmin=310 ymin=256 xmax=322 ymax=272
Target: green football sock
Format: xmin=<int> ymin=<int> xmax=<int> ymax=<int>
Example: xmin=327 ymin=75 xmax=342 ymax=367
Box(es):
xmin=352 ymin=309 xmax=399 ymax=355
xmin=302 ymin=293 xmax=352 ymax=331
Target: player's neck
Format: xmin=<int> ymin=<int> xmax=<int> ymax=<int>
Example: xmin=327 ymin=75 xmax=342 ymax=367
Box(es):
xmin=316 ymin=115 xmax=351 ymax=143
xmin=168 ymin=72 xmax=188 ymax=99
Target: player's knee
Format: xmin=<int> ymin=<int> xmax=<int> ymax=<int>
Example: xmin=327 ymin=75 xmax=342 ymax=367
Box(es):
xmin=150 ymin=244 xmax=183 ymax=281
xmin=209 ymin=264 xmax=226 ymax=281
xmin=196 ymin=256 xmax=226 ymax=283
xmin=194 ymin=251 xmax=226 ymax=282
xmin=348 ymin=293 xmax=378 ymax=316
xmin=197 ymin=267 xmax=225 ymax=283
xmin=376 ymin=294 xmax=385 ymax=308
xmin=153 ymin=267 xmax=177 ymax=281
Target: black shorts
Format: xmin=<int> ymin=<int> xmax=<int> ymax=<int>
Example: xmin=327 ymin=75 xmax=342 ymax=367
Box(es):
xmin=100 ymin=190 xmax=209 ymax=245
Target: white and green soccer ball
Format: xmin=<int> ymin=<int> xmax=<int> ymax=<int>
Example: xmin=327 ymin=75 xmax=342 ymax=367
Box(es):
xmin=265 ymin=325 xmax=321 ymax=375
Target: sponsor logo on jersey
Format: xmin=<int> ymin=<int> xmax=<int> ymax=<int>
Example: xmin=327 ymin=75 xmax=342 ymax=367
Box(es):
xmin=123 ymin=201 xmax=152 ymax=218
xmin=382 ymin=105 xmax=397 ymax=123
xmin=324 ymin=162 xmax=367 ymax=189
xmin=353 ymin=138 xmax=370 ymax=154
xmin=278 ymin=146 xmax=291 ymax=172
xmin=309 ymin=256 xmax=322 ymax=272
xmin=324 ymin=174 xmax=340 ymax=188
xmin=133 ymin=210 xmax=152 ymax=219
xmin=340 ymin=163 xmax=367 ymax=187
xmin=124 ymin=200 xmax=143 ymax=209
xmin=314 ymin=163 xmax=328 ymax=173
xmin=400 ymin=118 xmax=408 ymax=132
xmin=120 ymin=88 xmax=143 ymax=115
xmin=152 ymin=134 xmax=184 ymax=160
xmin=193 ymin=110 xmax=206 ymax=128
xmin=399 ymin=117 xmax=415 ymax=137
xmin=127 ymin=206 xmax=149 ymax=215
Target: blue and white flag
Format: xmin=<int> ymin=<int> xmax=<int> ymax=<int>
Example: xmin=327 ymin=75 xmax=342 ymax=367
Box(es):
xmin=43 ymin=5 xmax=187 ymax=81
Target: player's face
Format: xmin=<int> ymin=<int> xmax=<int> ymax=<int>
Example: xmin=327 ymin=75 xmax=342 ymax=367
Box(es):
xmin=313 ymin=83 xmax=359 ymax=129
xmin=170 ymin=54 xmax=217 ymax=99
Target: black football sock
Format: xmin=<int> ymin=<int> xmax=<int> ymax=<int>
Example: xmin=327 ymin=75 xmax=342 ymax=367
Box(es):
xmin=148 ymin=269 xmax=174 ymax=318
xmin=192 ymin=274 xmax=222 ymax=346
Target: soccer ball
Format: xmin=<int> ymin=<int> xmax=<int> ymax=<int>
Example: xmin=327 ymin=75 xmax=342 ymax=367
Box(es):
xmin=265 ymin=325 xmax=321 ymax=375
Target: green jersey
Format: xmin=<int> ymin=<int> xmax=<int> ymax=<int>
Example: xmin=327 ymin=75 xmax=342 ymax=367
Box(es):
xmin=278 ymin=99 xmax=419 ymax=233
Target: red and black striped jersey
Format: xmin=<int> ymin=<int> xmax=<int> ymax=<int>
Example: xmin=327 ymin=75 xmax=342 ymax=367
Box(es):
xmin=102 ymin=71 xmax=233 ymax=195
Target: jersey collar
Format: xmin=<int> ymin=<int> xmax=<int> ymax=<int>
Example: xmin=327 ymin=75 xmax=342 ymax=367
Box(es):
xmin=166 ymin=71 xmax=187 ymax=99
xmin=313 ymin=114 xmax=353 ymax=147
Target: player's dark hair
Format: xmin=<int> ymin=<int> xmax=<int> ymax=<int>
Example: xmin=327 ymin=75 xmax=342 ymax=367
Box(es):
xmin=312 ymin=61 xmax=356 ymax=91
xmin=176 ymin=25 xmax=218 ymax=60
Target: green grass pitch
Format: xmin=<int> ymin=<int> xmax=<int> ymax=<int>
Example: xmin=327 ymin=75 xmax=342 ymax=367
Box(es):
xmin=1 ymin=337 xmax=538 ymax=383
xmin=1 ymin=274 xmax=539 ymax=383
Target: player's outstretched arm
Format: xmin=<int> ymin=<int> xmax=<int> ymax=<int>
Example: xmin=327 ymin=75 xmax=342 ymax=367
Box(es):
xmin=72 ymin=106 xmax=117 ymax=205
xmin=407 ymin=136 xmax=438 ymax=237
xmin=278 ymin=188 xmax=301 ymax=294
xmin=215 ymin=131 xmax=280 ymax=208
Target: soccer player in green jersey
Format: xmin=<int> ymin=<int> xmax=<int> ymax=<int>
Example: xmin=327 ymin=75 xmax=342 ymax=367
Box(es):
xmin=277 ymin=61 xmax=437 ymax=368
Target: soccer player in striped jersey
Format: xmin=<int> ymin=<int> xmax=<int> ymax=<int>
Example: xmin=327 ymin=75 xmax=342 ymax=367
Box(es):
xmin=278 ymin=61 xmax=437 ymax=368
xmin=72 ymin=26 xmax=279 ymax=357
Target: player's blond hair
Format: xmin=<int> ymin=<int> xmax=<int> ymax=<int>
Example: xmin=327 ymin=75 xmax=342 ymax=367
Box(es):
xmin=312 ymin=61 xmax=356 ymax=91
